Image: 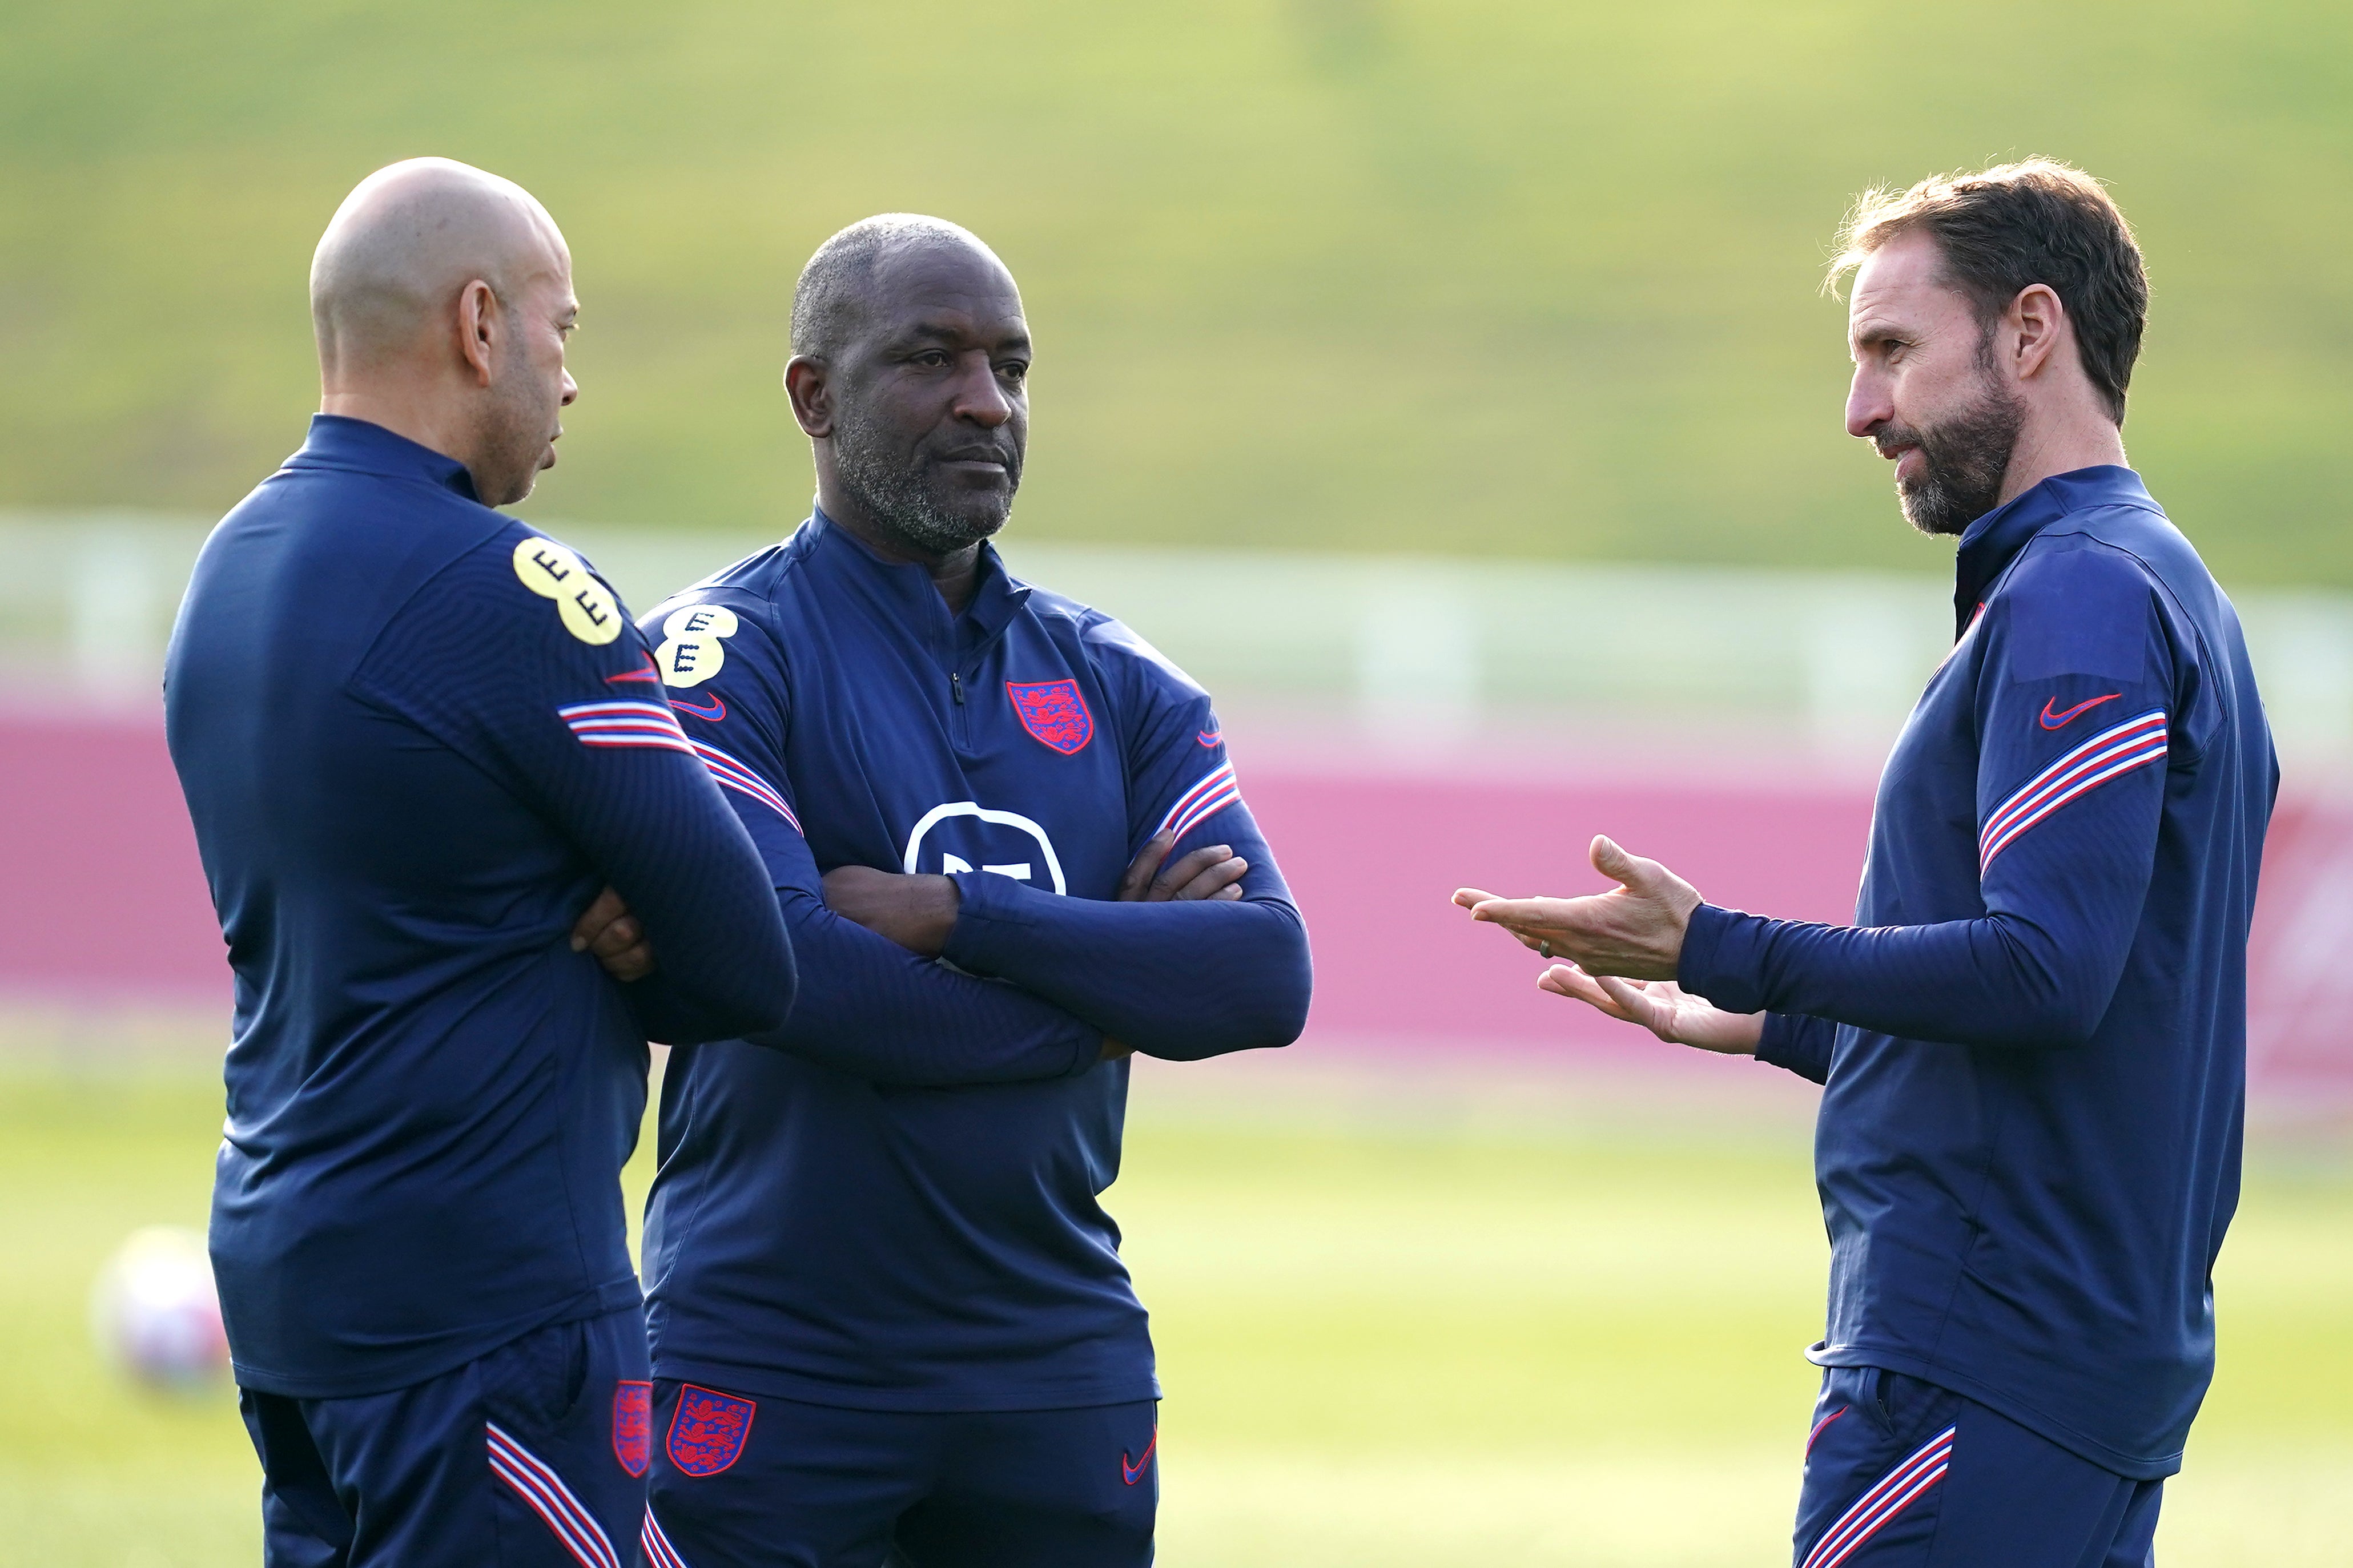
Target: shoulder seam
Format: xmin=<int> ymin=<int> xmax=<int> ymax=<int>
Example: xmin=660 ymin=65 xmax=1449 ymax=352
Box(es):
xmin=1994 ymin=531 xmax=2221 ymax=758
xmin=644 ymin=559 xmax=794 ymax=759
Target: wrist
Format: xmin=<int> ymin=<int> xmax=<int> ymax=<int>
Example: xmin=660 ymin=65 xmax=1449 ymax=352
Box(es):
xmin=1676 ymin=902 xmax=1772 ymax=1015
xmin=1670 ymin=890 xmax=1701 ymax=960
xmin=914 ymin=874 xmax=961 ymax=956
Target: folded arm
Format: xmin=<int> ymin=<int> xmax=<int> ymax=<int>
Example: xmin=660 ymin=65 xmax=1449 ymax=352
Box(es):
xmin=735 ymin=804 xmax=1106 ymax=1086
xmin=941 ymin=805 xmax=1313 ymax=1061
xmin=354 ymin=543 xmax=795 ymax=1046
xmin=820 ymin=807 xmax=1312 ymax=1061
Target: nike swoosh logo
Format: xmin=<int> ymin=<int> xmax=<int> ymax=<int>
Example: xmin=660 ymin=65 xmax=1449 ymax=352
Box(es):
xmin=1121 ymin=1426 xmax=1159 ymax=1486
xmin=2039 ymin=692 xmax=2119 ymax=730
xmin=605 ymin=656 xmax=663 ymax=685
xmin=670 ymin=692 xmax=726 ymax=721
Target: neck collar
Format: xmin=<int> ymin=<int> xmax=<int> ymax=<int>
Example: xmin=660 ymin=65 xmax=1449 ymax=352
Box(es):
xmin=1950 ymin=465 xmax=2151 ymax=636
xmin=803 ymin=508 xmax=1032 ymax=652
xmin=285 ymin=414 xmax=480 ymax=501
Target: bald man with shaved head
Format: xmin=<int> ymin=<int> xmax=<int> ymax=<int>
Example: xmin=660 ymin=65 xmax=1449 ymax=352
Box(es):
xmin=309 ymin=156 xmax=578 ymax=506
xmin=164 ymin=159 xmax=796 ymax=1566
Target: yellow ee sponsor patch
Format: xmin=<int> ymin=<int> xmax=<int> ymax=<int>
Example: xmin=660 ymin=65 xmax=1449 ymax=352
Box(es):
xmin=512 ymin=537 xmax=622 ymax=646
xmin=655 ymin=603 xmax=739 ymax=687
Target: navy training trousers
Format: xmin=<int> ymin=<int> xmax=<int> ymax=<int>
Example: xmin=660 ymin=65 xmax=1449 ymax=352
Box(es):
xmin=643 ymin=1381 xmax=1158 ymax=1567
xmin=240 ymin=1305 xmax=651 ymax=1568
xmin=1793 ymin=1365 xmax=2163 ymax=1567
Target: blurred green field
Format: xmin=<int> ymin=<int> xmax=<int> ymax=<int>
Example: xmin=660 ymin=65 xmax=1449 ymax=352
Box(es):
xmin=2 ymin=1 xmax=2349 ymax=583
xmin=2 ymin=1049 xmax=2347 ymax=1566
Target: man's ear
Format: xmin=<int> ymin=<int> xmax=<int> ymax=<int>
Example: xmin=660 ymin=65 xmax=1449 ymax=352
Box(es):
xmin=784 ymin=356 xmax=833 ymax=438
xmin=456 ymin=278 xmax=498 ymax=389
xmin=2005 ymin=283 xmax=2068 ymax=385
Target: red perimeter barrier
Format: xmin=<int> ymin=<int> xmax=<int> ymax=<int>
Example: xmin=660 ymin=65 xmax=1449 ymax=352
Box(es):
xmin=0 ymin=715 xmax=227 ymax=1003
xmin=3 ymin=715 xmax=2345 ymax=1097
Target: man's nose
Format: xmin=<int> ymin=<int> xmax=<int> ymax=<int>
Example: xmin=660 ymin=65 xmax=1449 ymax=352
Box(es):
xmin=560 ymin=369 xmax=578 ymax=408
xmin=1845 ymin=366 xmax=1889 ymax=441
xmin=951 ymin=355 xmax=1012 ymax=427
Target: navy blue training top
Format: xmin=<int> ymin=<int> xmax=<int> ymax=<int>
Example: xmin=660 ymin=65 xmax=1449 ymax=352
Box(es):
xmin=639 ymin=512 xmax=1312 ymax=1412
xmin=165 ymin=416 xmax=795 ymax=1399
xmin=1681 ymin=467 xmax=2274 ymax=1479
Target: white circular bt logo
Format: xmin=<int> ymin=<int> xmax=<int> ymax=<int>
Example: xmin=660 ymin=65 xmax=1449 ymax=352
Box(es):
xmin=901 ymin=802 xmax=1067 ymax=896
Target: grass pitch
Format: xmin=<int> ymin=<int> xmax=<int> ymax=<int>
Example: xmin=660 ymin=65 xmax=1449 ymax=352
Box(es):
xmin=1 ymin=1048 xmax=2346 ymax=1566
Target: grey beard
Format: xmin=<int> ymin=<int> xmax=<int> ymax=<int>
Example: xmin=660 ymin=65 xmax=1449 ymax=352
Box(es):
xmin=831 ymin=416 xmax=1013 ymax=556
xmin=1892 ymin=372 xmax=2026 ymax=538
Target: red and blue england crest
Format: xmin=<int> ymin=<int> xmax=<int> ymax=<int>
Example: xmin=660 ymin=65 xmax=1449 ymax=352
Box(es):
xmin=613 ymin=1381 xmax=651 ymax=1477
xmin=666 ymin=1384 xmax=755 ymax=1477
xmin=1007 ymin=680 xmax=1093 ymax=755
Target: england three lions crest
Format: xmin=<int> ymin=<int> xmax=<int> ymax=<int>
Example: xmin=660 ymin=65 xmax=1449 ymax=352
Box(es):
xmin=1007 ymin=680 xmax=1093 ymax=755
xmin=666 ymin=1384 xmax=755 ymax=1477
xmin=612 ymin=1381 xmax=651 ymax=1477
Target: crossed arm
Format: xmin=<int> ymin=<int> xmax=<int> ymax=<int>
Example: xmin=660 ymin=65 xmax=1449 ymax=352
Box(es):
xmin=822 ymin=831 xmax=1253 ymax=1060
xmin=569 ymin=830 xmax=1272 ymax=1066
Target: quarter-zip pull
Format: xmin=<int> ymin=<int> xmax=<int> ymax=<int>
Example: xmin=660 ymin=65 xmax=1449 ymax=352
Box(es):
xmin=951 ymin=672 xmax=965 ymax=705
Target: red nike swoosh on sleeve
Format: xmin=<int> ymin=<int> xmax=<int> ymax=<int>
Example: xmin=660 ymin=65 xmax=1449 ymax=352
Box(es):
xmin=2039 ymin=692 xmax=2121 ymax=729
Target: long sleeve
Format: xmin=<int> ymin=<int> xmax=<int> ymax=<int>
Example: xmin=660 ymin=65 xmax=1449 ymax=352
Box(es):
xmin=939 ymin=622 xmax=1311 ymax=1061
xmin=1681 ymin=544 xmax=2177 ymax=1053
xmin=649 ymin=596 xmax=1104 ymax=1086
xmin=1755 ymin=1013 xmax=1833 ymax=1084
xmin=942 ymin=800 xmax=1312 ymax=1060
xmin=352 ymin=534 xmax=794 ymax=1045
xmin=742 ymin=815 xmax=1105 ymax=1086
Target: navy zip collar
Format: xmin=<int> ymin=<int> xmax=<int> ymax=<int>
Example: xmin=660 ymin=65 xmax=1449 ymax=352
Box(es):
xmin=1950 ymin=465 xmax=2157 ymax=637
xmin=799 ymin=509 xmax=1033 ymax=672
xmin=281 ymin=414 xmax=481 ymax=501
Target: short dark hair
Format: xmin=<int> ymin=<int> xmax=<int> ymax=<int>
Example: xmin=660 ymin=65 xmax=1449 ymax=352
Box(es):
xmin=1829 ymin=159 xmax=2147 ymax=424
xmin=789 ymin=213 xmax=983 ymax=362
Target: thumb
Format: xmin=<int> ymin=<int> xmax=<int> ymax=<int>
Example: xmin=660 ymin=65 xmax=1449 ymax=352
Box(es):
xmin=1590 ymin=835 xmax=1655 ymax=892
xmin=1594 ymin=973 xmax=1670 ymax=1036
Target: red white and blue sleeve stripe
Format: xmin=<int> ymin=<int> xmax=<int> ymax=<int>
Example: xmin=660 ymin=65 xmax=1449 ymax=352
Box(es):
xmin=689 ymin=739 xmax=802 ymax=835
xmin=556 ymin=699 xmax=695 ymax=756
xmin=1979 ymin=708 xmax=2168 ymax=873
xmin=1155 ymin=760 xmax=1241 ymax=842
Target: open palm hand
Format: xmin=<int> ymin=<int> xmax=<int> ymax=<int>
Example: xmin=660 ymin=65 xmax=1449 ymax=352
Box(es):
xmin=1536 ymin=964 xmax=1763 ymax=1055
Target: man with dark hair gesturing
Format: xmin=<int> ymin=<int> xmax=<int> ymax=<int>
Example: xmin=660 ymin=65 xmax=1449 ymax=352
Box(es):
xmin=633 ymin=215 xmax=1312 ymax=1566
xmin=167 ymin=159 xmax=796 ymax=1566
xmin=1458 ymin=161 xmax=2273 ymax=1565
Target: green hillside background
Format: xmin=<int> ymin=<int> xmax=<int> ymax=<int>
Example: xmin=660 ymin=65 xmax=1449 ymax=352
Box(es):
xmin=3 ymin=0 xmax=2348 ymax=582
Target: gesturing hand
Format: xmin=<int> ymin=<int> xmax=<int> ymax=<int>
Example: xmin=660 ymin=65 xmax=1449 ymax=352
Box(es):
xmin=1453 ymin=836 xmax=1702 ymax=981
xmin=570 ymin=885 xmax=655 ymax=982
xmin=1117 ymin=830 xmax=1248 ymax=903
xmin=1536 ymin=963 xmax=1763 ymax=1055
xmin=822 ymin=865 xmax=960 ymax=958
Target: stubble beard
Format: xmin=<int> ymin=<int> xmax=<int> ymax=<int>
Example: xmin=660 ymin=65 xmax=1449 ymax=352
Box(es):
xmin=1885 ymin=347 xmax=2027 ymax=538
xmin=478 ymin=361 xmax=558 ymax=507
xmin=831 ymin=409 xmax=1019 ymax=557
